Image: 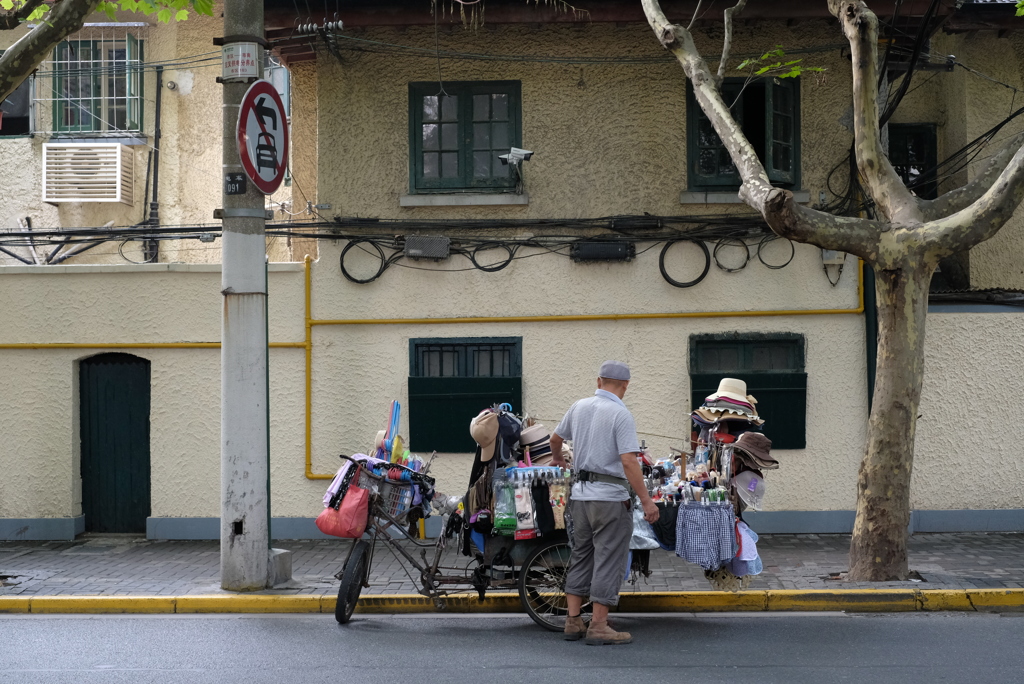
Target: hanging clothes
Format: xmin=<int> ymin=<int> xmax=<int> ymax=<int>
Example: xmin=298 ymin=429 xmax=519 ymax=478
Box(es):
xmin=674 ymin=503 xmax=737 ymax=571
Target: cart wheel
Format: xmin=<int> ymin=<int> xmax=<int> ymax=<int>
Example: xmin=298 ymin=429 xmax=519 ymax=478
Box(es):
xmin=335 ymin=540 xmax=369 ymax=624
xmin=518 ymin=540 xmax=586 ymax=632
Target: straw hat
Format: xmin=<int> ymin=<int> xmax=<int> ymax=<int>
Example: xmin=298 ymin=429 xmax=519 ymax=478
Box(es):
xmin=705 ymin=377 xmax=750 ymax=405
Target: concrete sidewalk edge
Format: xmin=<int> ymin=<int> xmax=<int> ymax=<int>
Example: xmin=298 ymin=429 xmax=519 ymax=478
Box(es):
xmin=2 ymin=589 xmax=1023 ymax=615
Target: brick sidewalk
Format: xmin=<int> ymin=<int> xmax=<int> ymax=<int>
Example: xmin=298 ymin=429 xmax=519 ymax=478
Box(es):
xmin=2 ymin=533 xmax=1022 ymax=598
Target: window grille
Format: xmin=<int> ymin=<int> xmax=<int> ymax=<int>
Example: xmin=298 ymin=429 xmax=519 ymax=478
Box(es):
xmin=33 ymin=25 xmax=146 ymax=136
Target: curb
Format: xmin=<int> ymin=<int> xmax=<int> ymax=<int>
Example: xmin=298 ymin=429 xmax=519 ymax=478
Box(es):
xmin=1 ymin=589 xmax=1022 ymax=615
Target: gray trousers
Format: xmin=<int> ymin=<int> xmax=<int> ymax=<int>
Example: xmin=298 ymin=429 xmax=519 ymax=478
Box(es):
xmin=564 ymin=499 xmax=632 ymax=607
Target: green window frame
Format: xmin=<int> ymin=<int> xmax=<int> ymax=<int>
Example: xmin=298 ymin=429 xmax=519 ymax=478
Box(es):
xmin=689 ymin=333 xmax=806 ymax=449
xmin=408 ymin=81 xmax=522 ymax=194
xmin=889 ymin=123 xmax=937 ymax=200
xmin=407 ymin=337 xmax=522 ymax=452
xmin=53 ymin=35 xmax=143 ymax=134
xmin=687 ymin=77 xmax=800 ymax=189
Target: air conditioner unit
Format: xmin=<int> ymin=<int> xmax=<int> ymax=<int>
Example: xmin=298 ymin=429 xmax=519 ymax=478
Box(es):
xmin=42 ymin=142 xmax=134 ymax=205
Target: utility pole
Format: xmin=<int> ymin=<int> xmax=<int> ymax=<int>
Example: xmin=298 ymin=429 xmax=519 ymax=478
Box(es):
xmin=218 ymin=0 xmax=269 ymax=591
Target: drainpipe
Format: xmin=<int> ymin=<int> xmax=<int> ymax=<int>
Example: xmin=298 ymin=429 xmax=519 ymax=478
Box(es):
xmin=143 ymin=66 xmax=163 ymax=263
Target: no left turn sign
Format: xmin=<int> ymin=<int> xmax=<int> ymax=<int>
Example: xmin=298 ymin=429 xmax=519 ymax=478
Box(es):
xmin=237 ymin=80 xmax=289 ymax=195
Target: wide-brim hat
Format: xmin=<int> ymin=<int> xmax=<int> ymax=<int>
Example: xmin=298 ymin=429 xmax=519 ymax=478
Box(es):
xmin=733 ymin=470 xmax=766 ymax=510
xmin=519 ymin=423 xmax=552 ymax=460
xmin=705 ymin=377 xmax=751 ymax=405
xmin=692 ymin=407 xmax=764 ymax=426
xmin=470 ymin=411 xmax=499 ymax=462
xmin=734 ymin=431 xmax=778 ymax=469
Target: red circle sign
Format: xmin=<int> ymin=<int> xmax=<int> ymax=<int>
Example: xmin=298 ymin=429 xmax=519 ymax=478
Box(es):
xmin=236 ymin=80 xmax=289 ymax=195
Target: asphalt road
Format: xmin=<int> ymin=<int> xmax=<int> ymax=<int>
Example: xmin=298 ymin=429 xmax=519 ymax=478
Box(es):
xmin=1 ymin=612 xmax=1022 ymax=684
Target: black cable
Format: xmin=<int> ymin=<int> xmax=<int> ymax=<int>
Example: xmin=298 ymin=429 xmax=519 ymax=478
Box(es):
xmin=757 ymin=234 xmax=795 ymax=270
xmin=340 ymin=238 xmax=388 ymax=283
xmin=468 ymin=243 xmax=515 ymax=272
xmin=658 ymin=239 xmax=710 ymax=289
xmin=713 ymin=238 xmax=751 ymax=273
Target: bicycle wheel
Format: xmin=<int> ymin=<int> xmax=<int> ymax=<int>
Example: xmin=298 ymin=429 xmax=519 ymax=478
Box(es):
xmin=518 ymin=540 xmax=583 ymax=632
xmin=335 ymin=540 xmax=369 ymax=624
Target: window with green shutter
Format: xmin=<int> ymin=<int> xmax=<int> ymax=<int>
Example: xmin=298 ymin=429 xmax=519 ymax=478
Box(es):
xmin=687 ymin=78 xmax=800 ymax=189
xmin=690 ymin=333 xmax=806 ymax=449
xmin=408 ymin=337 xmax=522 ymax=452
xmin=53 ymin=36 xmax=143 ymax=134
xmin=408 ymin=81 xmax=521 ymax=193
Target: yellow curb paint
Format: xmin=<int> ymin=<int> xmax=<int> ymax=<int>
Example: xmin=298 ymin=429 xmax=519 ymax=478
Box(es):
xmin=353 ymin=593 xmax=521 ymax=614
xmin=966 ymin=589 xmax=1024 ymax=611
xmin=175 ymin=595 xmax=323 ymax=613
xmin=0 ymin=597 xmax=31 ymax=613
xmin=30 ymin=596 xmax=176 ymax=614
xmin=618 ymin=591 xmax=767 ymax=612
xmin=918 ymin=590 xmax=974 ymax=611
xmin=767 ymin=589 xmax=919 ymax=612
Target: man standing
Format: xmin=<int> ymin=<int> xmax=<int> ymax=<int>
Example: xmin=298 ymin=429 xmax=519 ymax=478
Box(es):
xmin=550 ymin=360 xmax=659 ymax=645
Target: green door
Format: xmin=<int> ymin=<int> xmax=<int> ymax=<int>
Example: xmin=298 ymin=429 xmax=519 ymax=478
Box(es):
xmin=80 ymin=353 xmax=151 ymax=533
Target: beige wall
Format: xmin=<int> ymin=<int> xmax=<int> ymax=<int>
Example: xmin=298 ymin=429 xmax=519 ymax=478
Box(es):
xmin=312 ymin=21 xmax=857 ymax=218
xmin=2 ymin=245 xmax=1019 ymax=528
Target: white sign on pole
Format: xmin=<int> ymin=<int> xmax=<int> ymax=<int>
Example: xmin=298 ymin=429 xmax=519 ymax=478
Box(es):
xmin=221 ymin=42 xmax=260 ymax=80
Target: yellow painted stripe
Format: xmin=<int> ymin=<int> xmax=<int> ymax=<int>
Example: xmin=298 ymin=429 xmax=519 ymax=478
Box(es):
xmin=0 ymin=597 xmax=31 ymax=613
xmin=768 ymin=589 xmax=919 ymax=612
xmin=11 ymin=588 xmax=1024 ymax=615
xmin=175 ymin=595 xmax=323 ymax=613
xmin=30 ymin=596 xmax=176 ymax=614
xmin=351 ymin=592 xmax=522 ymax=614
xmin=966 ymin=589 xmax=1024 ymax=611
xmin=919 ymin=590 xmax=975 ymax=611
xmin=619 ymin=590 xmax=767 ymax=612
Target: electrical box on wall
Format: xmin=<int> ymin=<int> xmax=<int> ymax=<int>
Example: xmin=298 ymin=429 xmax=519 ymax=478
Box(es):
xmin=404 ymin=235 xmax=450 ymax=260
xmin=570 ymin=241 xmax=635 ymax=262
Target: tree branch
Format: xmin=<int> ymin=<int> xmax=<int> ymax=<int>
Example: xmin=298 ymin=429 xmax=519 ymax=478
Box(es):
xmin=918 ymin=131 xmax=1024 ymax=222
xmin=0 ymin=0 xmax=47 ymax=31
xmin=829 ymin=0 xmax=919 ymax=223
xmin=641 ymin=0 xmax=882 ymax=259
xmin=717 ymin=0 xmax=748 ymax=84
xmin=0 ymin=0 xmax=101 ymax=103
xmin=924 ymin=141 xmax=1024 ymax=256
xmin=758 ymin=187 xmax=886 ymax=260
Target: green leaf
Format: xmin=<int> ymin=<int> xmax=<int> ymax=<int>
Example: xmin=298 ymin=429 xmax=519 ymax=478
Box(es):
xmin=119 ymin=0 xmax=139 ymax=11
xmin=1017 ymin=0 xmax=1024 ymax=17
xmin=157 ymin=7 xmax=171 ymax=21
xmin=26 ymin=4 xmax=48 ymax=19
xmin=98 ymin=0 xmax=118 ymax=19
xmin=192 ymin=0 xmax=213 ymax=15
xmin=174 ymin=8 xmax=188 ymax=20
xmin=0 ymin=0 xmax=14 ymax=12
xmin=137 ymin=1 xmax=156 ymax=15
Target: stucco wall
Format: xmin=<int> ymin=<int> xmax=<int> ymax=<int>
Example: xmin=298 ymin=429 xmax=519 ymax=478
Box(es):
xmin=914 ymin=310 xmax=1024 ymax=510
xmin=312 ymin=21 xmax=857 ymax=218
xmin=1 ymin=249 xmax=1022 ymax=532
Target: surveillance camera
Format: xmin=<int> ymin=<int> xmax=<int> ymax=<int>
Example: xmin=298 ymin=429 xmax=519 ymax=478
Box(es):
xmin=498 ymin=147 xmax=534 ymax=165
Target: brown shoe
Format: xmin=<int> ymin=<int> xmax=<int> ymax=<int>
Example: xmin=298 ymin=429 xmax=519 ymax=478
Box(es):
xmin=585 ymin=620 xmax=632 ymax=645
xmin=563 ymin=615 xmax=587 ymax=641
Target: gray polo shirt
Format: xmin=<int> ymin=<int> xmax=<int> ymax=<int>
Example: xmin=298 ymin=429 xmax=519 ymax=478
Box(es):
xmin=554 ymin=389 xmax=640 ymax=502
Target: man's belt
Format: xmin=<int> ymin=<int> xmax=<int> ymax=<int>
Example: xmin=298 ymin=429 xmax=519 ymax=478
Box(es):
xmin=577 ymin=470 xmax=628 ymax=487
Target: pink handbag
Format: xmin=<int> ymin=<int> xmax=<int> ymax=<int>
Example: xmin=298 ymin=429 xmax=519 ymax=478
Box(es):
xmin=315 ymin=469 xmax=370 ymax=538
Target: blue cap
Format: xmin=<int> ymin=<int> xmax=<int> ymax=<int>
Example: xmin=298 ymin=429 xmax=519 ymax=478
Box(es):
xmin=599 ymin=360 xmax=631 ymax=381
